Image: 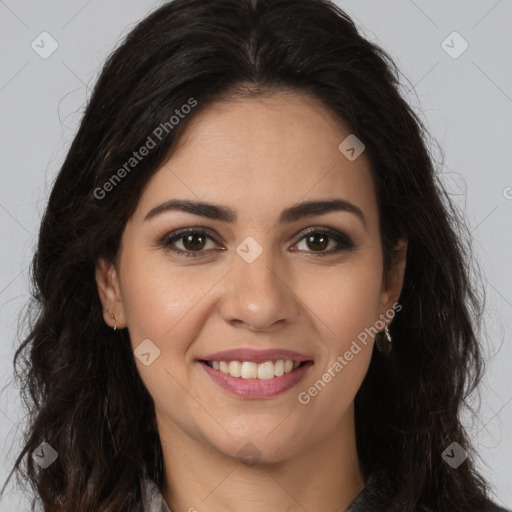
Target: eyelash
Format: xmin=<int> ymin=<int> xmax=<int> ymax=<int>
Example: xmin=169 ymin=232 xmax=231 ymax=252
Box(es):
xmin=158 ymin=226 xmax=356 ymax=259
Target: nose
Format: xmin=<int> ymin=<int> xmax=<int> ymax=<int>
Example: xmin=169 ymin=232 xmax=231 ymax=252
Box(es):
xmin=218 ymin=243 xmax=300 ymax=332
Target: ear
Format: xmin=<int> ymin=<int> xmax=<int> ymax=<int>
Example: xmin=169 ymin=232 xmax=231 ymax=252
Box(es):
xmin=380 ymin=238 xmax=407 ymax=322
xmin=95 ymin=257 xmax=127 ymax=329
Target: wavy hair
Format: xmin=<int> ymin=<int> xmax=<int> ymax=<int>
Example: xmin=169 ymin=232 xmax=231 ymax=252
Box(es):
xmin=2 ymin=0 xmax=498 ymax=510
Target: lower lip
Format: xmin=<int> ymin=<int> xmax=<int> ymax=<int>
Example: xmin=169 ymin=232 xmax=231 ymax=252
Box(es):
xmin=199 ymin=361 xmax=314 ymax=399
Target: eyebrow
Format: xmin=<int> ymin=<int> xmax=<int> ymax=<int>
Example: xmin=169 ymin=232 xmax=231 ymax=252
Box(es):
xmin=144 ymin=198 xmax=367 ymax=229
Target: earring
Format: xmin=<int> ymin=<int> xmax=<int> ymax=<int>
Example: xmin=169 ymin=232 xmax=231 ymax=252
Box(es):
xmin=111 ymin=313 xmax=117 ymax=332
xmin=376 ymin=324 xmax=392 ymax=355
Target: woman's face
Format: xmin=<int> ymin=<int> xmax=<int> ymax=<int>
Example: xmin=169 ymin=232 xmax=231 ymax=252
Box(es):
xmin=96 ymin=91 xmax=406 ymax=463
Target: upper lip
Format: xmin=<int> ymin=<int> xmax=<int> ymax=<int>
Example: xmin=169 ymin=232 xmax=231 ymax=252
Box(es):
xmin=200 ymin=348 xmax=313 ymax=364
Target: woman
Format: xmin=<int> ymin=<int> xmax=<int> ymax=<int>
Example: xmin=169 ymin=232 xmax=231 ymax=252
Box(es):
xmin=2 ymin=0 xmax=509 ymax=510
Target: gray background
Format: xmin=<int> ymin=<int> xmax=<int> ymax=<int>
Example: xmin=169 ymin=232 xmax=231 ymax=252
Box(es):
xmin=0 ymin=1 xmax=510 ymax=510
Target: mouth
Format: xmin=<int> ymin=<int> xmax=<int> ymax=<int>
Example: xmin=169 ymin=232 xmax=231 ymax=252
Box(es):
xmin=198 ymin=357 xmax=314 ymax=399
xmin=200 ymin=359 xmax=310 ymax=379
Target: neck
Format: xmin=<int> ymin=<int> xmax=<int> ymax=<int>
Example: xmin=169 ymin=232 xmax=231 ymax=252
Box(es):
xmin=157 ymin=404 xmax=366 ymax=512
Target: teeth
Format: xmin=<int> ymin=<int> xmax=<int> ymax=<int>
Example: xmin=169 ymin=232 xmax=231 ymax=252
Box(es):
xmin=257 ymin=361 xmax=274 ymax=380
xmin=208 ymin=359 xmax=304 ymax=379
xmin=241 ymin=361 xmax=258 ymax=379
xmin=274 ymin=359 xmax=285 ymax=376
xmin=228 ymin=361 xmax=241 ymax=377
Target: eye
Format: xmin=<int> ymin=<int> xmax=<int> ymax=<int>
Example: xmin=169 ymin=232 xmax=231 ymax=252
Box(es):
xmin=159 ymin=228 xmax=222 ymax=258
xmin=292 ymin=227 xmax=355 ymax=257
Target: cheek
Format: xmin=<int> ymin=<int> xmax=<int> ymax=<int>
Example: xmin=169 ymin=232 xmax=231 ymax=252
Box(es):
xmin=292 ymin=256 xmax=382 ymax=407
xmin=119 ymin=248 xmax=205 ymax=341
xmin=118 ymin=250 xmax=211 ymax=424
xmin=295 ymin=346 xmax=371 ymax=443
xmin=297 ymin=253 xmax=384 ymax=343
xmin=292 ymin=265 xmax=380 ymax=431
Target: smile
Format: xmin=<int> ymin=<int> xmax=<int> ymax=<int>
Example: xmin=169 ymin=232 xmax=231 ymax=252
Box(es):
xmin=199 ymin=359 xmax=314 ymax=398
xmin=204 ymin=359 xmax=305 ymax=379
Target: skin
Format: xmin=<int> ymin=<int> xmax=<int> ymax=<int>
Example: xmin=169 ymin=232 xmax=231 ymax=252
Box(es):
xmin=96 ymin=91 xmax=407 ymax=512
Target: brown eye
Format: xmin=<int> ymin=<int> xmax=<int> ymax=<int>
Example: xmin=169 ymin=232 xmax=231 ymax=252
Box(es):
xmin=159 ymin=228 xmax=220 ymax=258
xmin=304 ymin=233 xmax=329 ymax=252
xmin=181 ymin=233 xmax=207 ymax=251
xmin=293 ymin=228 xmax=356 ymax=257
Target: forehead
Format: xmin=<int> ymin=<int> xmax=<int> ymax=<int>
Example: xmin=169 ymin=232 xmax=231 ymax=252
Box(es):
xmin=132 ymin=92 xmax=378 ymax=229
